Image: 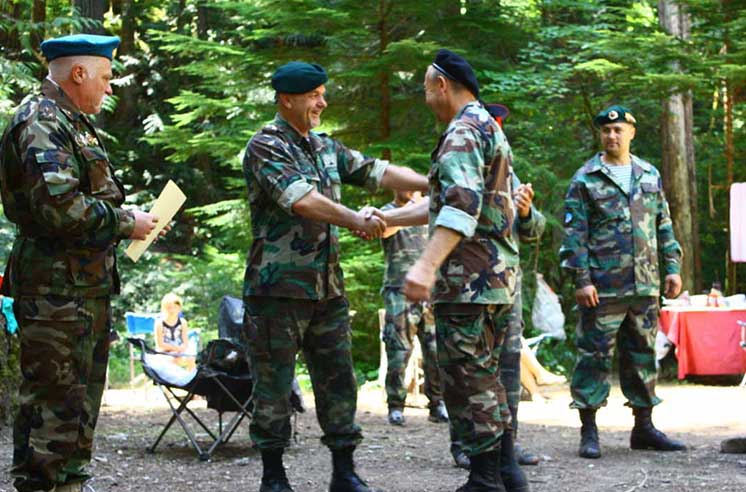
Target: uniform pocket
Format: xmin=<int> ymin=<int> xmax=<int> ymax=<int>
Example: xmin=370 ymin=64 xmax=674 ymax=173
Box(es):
xmin=67 ymin=247 xmax=113 ymax=288
xmin=80 ymin=146 xmax=119 ymax=200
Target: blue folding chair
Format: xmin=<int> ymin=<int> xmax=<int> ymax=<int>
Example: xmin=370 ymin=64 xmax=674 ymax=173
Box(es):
xmin=125 ymin=312 xmax=160 ymax=383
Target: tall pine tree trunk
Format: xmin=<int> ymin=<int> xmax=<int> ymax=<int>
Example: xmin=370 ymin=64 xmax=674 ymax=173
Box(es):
xmin=378 ymin=0 xmax=391 ymax=161
xmin=31 ymin=0 xmax=46 ymax=50
xmin=658 ymin=0 xmax=701 ymax=293
xmin=73 ymin=0 xmax=107 ymax=34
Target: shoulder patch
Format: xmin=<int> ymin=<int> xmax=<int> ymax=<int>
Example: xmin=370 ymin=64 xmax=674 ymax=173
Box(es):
xmin=38 ymin=99 xmax=58 ymax=122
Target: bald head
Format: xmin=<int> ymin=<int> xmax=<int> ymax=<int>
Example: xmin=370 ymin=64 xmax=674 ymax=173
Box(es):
xmin=48 ymin=55 xmax=113 ymax=114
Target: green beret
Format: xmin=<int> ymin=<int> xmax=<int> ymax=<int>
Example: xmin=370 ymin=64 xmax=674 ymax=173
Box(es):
xmin=271 ymin=61 xmax=328 ymax=94
xmin=593 ymin=104 xmax=637 ymax=127
xmin=41 ymin=34 xmax=120 ymax=62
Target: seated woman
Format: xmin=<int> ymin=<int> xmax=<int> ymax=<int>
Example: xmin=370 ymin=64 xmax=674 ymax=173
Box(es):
xmin=520 ymin=337 xmax=566 ymax=402
xmin=154 ymin=293 xmax=195 ymax=371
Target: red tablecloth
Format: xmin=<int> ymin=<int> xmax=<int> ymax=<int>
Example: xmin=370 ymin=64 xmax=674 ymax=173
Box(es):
xmin=659 ymin=307 xmax=746 ymax=379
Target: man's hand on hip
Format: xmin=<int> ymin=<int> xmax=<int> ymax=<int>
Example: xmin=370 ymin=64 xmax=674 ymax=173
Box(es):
xmin=575 ymin=285 xmax=599 ymax=308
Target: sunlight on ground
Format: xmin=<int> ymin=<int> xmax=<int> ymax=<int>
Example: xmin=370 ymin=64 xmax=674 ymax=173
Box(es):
xmin=104 ymin=380 xmax=746 ymax=438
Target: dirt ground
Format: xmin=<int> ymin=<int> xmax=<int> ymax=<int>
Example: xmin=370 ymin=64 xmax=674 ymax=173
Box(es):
xmin=1 ymin=381 xmax=745 ymax=492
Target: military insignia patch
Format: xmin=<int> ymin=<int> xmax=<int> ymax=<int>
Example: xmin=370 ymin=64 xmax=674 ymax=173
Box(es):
xmin=625 ymin=112 xmax=636 ymax=124
xmin=608 ymin=110 xmax=619 ymax=120
xmin=565 ymin=212 xmax=572 ymax=224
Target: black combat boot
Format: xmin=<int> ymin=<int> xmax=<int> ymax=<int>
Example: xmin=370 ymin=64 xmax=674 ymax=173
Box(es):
xmin=500 ymin=429 xmax=530 ymax=492
xmin=630 ymin=407 xmax=687 ymax=451
xmin=578 ymin=409 xmax=601 ymax=459
xmin=259 ymin=449 xmax=294 ymax=492
xmin=455 ymin=449 xmax=507 ymax=492
xmin=329 ymin=447 xmax=374 ymax=492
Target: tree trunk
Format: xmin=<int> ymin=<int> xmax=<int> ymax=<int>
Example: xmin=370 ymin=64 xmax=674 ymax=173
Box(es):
xmin=0 ymin=0 xmax=24 ymax=55
xmin=197 ymin=2 xmax=209 ymax=39
xmin=658 ymin=0 xmax=700 ymax=293
xmin=378 ymin=0 xmax=391 ymax=161
xmin=31 ymin=0 xmax=46 ymax=50
xmin=73 ymin=0 xmax=107 ymax=34
xmin=177 ymin=0 xmax=187 ymax=33
xmin=113 ymin=0 xmax=136 ymax=125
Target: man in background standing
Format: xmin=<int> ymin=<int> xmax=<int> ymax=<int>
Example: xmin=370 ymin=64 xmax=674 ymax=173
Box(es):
xmin=380 ymin=190 xmax=447 ymax=427
xmin=560 ymin=104 xmax=686 ymax=459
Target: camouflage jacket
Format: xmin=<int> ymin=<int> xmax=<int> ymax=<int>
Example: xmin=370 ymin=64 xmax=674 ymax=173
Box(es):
xmin=559 ymin=153 xmax=682 ymax=297
xmin=428 ymin=101 xmax=519 ymax=305
xmin=243 ymin=114 xmax=388 ymax=300
xmin=0 ymin=79 xmax=135 ymax=298
xmin=380 ymin=201 xmax=428 ymax=291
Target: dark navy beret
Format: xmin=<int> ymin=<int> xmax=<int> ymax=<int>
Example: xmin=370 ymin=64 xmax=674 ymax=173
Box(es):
xmin=593 ymin=104 xmax=636 ymax=127
xmin=41 ymin=34 xmax=120 ymax=61
xmin=271 ymin=61 xmax=328 ymax=94
xmin=432 ymin=49 xmax=479 ymax=99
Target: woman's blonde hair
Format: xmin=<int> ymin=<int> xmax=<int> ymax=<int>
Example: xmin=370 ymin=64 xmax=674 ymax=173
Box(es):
xmin=160 ymin=292 xmax=183 ymax=314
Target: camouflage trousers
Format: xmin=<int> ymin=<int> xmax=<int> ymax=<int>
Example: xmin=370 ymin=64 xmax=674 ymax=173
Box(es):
xmin=499 ymin=288 xmax=524 ymax=412
xmin=243 ymin=296 xmax=362 ymax=450
xmin=435 ymin=303 xmax=512 ymax=457
xmin=570 ymin=296 xmax=662 ymax=409
xmin=12 ymin=295 xmax=111 ymax=492
xmin=382 ymin=289 xmax=442 ymax=410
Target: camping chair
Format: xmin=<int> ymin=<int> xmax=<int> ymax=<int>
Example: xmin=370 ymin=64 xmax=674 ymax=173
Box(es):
xmin=128 ymin=337 xmax=254 ymax=461
xmin=125 ymin=312 xmax=200 ymax=384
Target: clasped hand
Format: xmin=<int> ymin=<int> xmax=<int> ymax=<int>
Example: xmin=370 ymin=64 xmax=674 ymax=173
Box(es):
xmin=351 ymin=206 xmax=387 ymax=239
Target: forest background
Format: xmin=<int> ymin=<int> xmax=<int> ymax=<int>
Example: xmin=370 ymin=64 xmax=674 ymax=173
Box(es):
xmin=0 ymin=0 xmax=745 ymax=422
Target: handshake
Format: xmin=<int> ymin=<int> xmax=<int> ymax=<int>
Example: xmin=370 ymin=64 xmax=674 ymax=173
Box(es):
xmin=349 ymin=205 xmax=388 ymax=240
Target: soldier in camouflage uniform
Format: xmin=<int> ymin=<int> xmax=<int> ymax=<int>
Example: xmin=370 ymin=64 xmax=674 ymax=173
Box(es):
xmin=242 ymin=61 xmax=427 ymax=492
xmin=0 ymin=35 xmax=158 ymax=492
xmin=380 ymin=190 xmax=447 ymax=427
xmin=382 ymin=49 xmax=528 ymax=492
xmin=448 ymin=102 xmax=546 ymax=474
xmin=560 ymin=104 xmax=686 ymax=459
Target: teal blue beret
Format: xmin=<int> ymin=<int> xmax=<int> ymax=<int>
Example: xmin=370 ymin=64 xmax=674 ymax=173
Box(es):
xmin=593 ymin=104 xmax=637 ymax=127
xmin=271 ymin=61 xmax=328 ymax=94
xmin=41 ymin=34 xmax=120 ymax=62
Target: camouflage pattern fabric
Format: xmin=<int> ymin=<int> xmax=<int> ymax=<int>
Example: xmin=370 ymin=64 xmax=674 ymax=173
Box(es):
xmin=559 ymin=153 xmax=682 ymax=297
xmin=0 ymin=79 xmax=135 ymax=299
xmin=382 ymin=288 xmax=442 ymax=410
xmin=428 ymin=101 xmax=519 ymax=305
xmin=380 ymin=202 xmax=428 ymax=290
xmin=12 ymin=295 xmax=111 ymax=492
xmin=242 ymin=114 xmax=388 ymax=300
xmin=434 ymin=303 xmax=512 ymax=456
xmin=499 ymin=172 xmax=547 ymax=410
xmin=243 ymin=296 xmax=362 ymax=450
xmin=570 ymin=296 xmax=662 ymax=409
